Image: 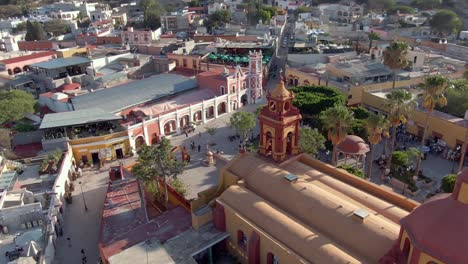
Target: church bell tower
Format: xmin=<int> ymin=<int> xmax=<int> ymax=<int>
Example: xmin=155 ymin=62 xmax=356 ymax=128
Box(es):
xmin=258 ymin=79 xmax=302 ymax=162
xmin=248 ymin=50 xmax=263 ymax=104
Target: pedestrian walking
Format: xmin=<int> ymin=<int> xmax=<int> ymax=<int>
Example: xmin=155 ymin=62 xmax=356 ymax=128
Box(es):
xmin=185 ymin=130 xmax=188 ymax=137
xmin=198 ymin=144 xmax=201 ymax=152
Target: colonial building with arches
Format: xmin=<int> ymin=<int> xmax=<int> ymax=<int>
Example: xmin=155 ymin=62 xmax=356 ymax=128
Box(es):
xmin=0 ymin=51 xmax=56 ymax=76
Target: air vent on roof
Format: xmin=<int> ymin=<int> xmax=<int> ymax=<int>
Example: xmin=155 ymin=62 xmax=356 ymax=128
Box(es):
xmin=284 ymin=173 xmax=298 ymax=183
xmin=353 ymin=208 xmax=369 ymax=223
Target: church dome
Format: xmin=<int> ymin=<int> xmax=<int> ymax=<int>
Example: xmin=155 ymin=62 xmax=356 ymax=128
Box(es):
xmin=400 ymin=169 xmax=468 ymax=264
xmin=336 ymin=135 xmax=369 ymax=154
xmin=270 ymin=80 xmax=291 ymax=100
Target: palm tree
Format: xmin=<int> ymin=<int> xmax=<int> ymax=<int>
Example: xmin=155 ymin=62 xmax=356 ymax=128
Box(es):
xmin=383 ymin=41 xmax=410 ymax=89
xmin=365 ymin=113 xmax=389 ymax=180
xmin=319 ymin=105 xmax=354 ymax=165
xmin=385 ymin=89 xmax=417 ymax=169
xmin=414 ymin=75 xmax=449 ymax=177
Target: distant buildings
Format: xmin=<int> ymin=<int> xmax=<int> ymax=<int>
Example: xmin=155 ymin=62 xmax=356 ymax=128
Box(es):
xmin=121 ymin=27 xmax=161 ymax=45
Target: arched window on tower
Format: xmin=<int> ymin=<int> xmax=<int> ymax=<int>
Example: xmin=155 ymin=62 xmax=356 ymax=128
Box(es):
xmin=237 ymin=230 xmax=247 ymax=250
xmin=402 ymin=238 xmax=411 ymax=260
xmin=267 ymin=253 xmax=279 ymax=264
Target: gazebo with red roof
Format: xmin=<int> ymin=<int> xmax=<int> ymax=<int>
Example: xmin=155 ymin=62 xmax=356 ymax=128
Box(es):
xmin=335 ymin=135 xmax=369 ymax=170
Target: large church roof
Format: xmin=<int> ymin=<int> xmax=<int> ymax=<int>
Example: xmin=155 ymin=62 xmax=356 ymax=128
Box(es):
xmin=219 ymin=153 xmax=417 ymax=263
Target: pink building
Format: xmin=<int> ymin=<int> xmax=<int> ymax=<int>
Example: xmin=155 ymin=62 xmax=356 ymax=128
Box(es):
xmin=0 ymin=51 xmax=57 ymax=75
xmin=121 ymin=27 xmax=162 ymax=45
xmin=125 ymin=51 xmax=264 ymax=150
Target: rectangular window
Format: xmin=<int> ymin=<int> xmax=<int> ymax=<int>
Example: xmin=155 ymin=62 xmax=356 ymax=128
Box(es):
xmin=232 ymin=85 xmax=236 ymax=93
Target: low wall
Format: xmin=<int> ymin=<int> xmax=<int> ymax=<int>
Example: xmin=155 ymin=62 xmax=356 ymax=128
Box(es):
xmin=299 ymin=154 xmax=420 ymax=212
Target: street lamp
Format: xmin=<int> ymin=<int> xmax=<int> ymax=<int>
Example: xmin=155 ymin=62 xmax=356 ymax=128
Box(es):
xmin=78 ymin=181 xmax=88 ymax=211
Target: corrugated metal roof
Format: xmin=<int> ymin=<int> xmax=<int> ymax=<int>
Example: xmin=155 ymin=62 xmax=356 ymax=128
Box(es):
xmin=30 ymin=56 xmax=91 ymax=69
xmin=72 ymin=74 xmax=198 ymax=113
xmin=40 ymin=108 xmax=121 ymax=129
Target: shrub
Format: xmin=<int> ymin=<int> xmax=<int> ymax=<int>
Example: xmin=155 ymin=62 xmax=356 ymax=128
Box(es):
xmin=337 ymin=165 xmax=365 ymax=178
xmin=170 ymin=178 xmax=188 ymax=197
xmin=441 ymin=174 xmax=457 ymax=193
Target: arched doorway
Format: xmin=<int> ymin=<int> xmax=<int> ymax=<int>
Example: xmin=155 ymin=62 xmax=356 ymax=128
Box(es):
xmin=241 ymin=94 xmax=248 ymax=106
xmin=164 ymin=120 xmax=176 ymax=134
xmin=7 ymin=69 xmax=12 ymax=75
xmin=286 ymin=132 xmax=293 ymax=155
xmin=13 ymin=67 xmax=21 ymax=74
xmin=217 ymin=102 xmax=226 ymax=115
xmin=180 ymin=115 xmax=189 ymax=128
xmin=402 ymin=238 xmax=411 ymax=261
xmin=265 ymin=131 xmax=273 ymax=155
xmin=135 ymin=136 xmax=145 ymax=150
xmin=23 ymin=65 xmax=30 ymax=72
xmin=206 ymin=106 xmax=214 ymax=119
xmin=193 ymin=110 xmax=202 ymax=122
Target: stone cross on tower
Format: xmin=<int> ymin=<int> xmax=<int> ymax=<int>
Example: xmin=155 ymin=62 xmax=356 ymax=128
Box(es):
xmin=248 ymin=50 xmax=263 ymax=104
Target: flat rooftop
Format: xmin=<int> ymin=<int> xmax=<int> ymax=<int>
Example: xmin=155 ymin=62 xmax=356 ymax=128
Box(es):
xmin=30 ymin=56 xmax=91 ymax=69
xmin=40 ymin=108 xmax=121 ymax=129
xmin=100 ymin=177 xmax=192 ymax=261
xmin=72 ymin=73 xmax=198 ymax=113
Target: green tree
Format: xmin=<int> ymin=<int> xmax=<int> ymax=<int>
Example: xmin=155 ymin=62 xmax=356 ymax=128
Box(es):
xmin=351 ymin=106 xmax=370 ymax=120
xmin=188 ymin=0 xmax=200 ymax=7
xmin=368 ymin=31 xmax=380 ymax=52
xmin=299 ymin=127 xmax=325 ymax=156
xmin=144 ymin=8 xmax=162 ymax=30
xmin=12 ymin=22 xmax=27 ymax=33
xmin=0 ymin=90 xmax=35 ymax=124
xmin=385 ymin=89 xmax=417 ymax=169
xmin=414 ymin=75 xmax=449 ymax=178
xmin=337 ymin=164 xmax=365 ymax=178
xmin=291 ymin=85 xmax=345 ymax=118
xmin=258 ymin=10 xmax=271 ymax=24
xmin=205 ymin=10 xmax=231 ymax=32
xmin=294 ymin=6 xmax=312 ymax=16
xmin=388 ymin=5 xmax=415 ymax=14
xmin=25 ymin=21 xmax=45 ymax=41
xmin=429 ymin=9 xmax=462 ymax=36
xmin=383 ymin=41 xmax=409 ymax=90
xmin=132 ymin=138 xmax=186 ymax=208
xmin=255 ymin=104 xmax=266 ymax=117
xmin=206 ymin=126 xmax=217 ymax=145
xmin=319 ymin=105 xmax=354 ymax=165
xmin=365 ymin=113 xmax=389 ymax=179
xmin=436 ymin=79 xmax=468 ymax=118
xmin=44 ymin=20 xmax=71 ymax=36
xmin=230 ymin=112 xmax=256 ymax=141
xmin=441 ymin=174 xmax=456 ymax=193
xmin=412 ymin=0 xmax=442 ymax=9
xmin=368 ymin=0 xmax=395 ymax=10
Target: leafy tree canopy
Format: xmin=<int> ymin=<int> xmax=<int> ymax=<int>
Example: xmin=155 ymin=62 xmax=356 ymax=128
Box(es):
xmin=337 ymin=164 xmax=365 ymax=178
xmin=0 ymin=90 xmax=35 ymax=124
xmin=368 ymin=0 xmax=396 ymax=10
xmin=230 ymin=111 xmax=256 ymax=140
xmin=299 ymin=127 xmax=325 ymax=156
xmin=429 ymin=9 xmax=462 ymax=36
xmin=291 ymin=85 xmax=345 ymax=117
xmin=436 ymin=79 xmax=468 ymax=118
xmin=25 ymin=21 xmax=45 ymax=41
xmin=188 ymin=0 xmax=200 ymax=7
xmin=44 ymin=20 xmax=71 ymax=37
xmin=441 ymin=174 xmax=456 ymax=193
xmin=294 ymin=6 xmax=312 ymax=16
xmin=350 ymin=106 xmax=370 ymax=120
xmin=388 ymin=5 xmax=415 ymax=14
xmin=411 ymin=0 xmax=442 ymax=9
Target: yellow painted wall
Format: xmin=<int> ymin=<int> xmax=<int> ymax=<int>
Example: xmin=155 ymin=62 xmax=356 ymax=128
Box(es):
xmin=285 ymin=68 xmax=321 ymax=87
xmin=348 ymin=72 xmax=463 ymax=106
xmin=399 ymin=230 xmax=414 ymax=263
xmin=222 ymin=202 xmax=309 ymax=264
xmin=457 ymin=183 xmax=468 ymax=204
xmin=69 ymin=132 xmax=130 ymax=164
xmin=57 ymin=47 xmax=89 ymax=58
xmin=418 ymin=252 xmax=445 ymax=264
xmin=362 ymin=92 xmax=466 ymax=149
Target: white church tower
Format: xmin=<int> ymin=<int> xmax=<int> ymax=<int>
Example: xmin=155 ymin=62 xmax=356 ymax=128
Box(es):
xmin=248 ymin=50 xmax=263 ymax=104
